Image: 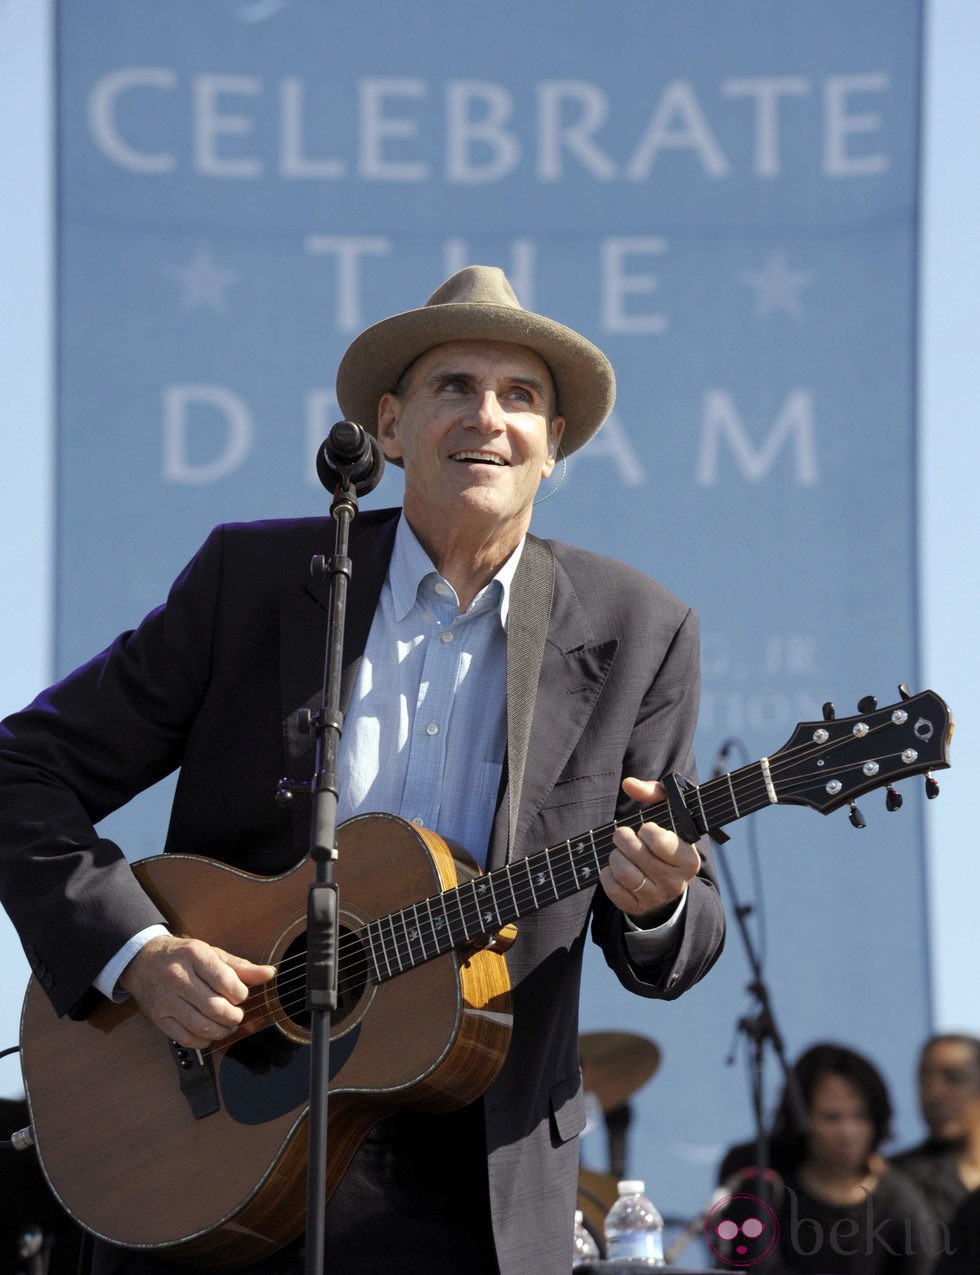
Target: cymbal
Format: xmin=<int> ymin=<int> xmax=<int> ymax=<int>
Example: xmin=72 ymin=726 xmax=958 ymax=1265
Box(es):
xmin=579 ymin=1030 xmax=661 ymax=1113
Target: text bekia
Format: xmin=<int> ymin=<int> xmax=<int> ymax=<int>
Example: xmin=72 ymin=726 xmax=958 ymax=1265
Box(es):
xmin=785 ymin=1187 xmax=954 ymax=1260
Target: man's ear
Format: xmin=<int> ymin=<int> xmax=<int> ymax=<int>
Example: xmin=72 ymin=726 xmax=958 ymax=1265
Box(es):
xmin=543 ymin=415 xmax=565 ymax=473
xmin=377 ymin=392 xmax=403 ymax=460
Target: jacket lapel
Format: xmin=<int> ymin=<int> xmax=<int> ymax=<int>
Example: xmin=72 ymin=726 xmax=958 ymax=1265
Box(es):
xmin=486 ymin=551 xmax=619 ymax=869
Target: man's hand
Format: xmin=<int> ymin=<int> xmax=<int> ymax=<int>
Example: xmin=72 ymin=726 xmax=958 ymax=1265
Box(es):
xmin=600 ymin=777 xmax=702 ymax=924
xmin=119 ymin=934 xmax=275 ymax=1049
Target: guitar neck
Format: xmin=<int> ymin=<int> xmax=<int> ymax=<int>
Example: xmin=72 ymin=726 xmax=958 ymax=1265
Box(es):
xmin=364 ymin=761 xmax=774 ymax=983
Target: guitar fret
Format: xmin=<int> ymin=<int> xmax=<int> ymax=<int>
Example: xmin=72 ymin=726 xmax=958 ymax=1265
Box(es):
xmin=693 ymin=785 xmax=710 ymax=836
xmin=452 ymin=883 xmax=471 ymax=943
xmin=522 ymin=858 xmax=540 ymax=910
xmin=402 ymin=903 xmax=426 ymax=966
xmin=384 ymin=913 xmax=403 ymax=973
xmin=398 ymin=910 xmax=413 ymax=968
xmin=365 ymin=921 xmax=384 ymax=982
xmin=473 ymin=875 xmax=501 ymax=932
xmin=569 ymin=837 xmax=599 ymax=889
xmin=544 ymin=852 xmax=560 ymax=901
xmin=426 ymin=894 xmax=450 ymax=954
xmin=410 ymin=902 xmax=427 ymax=961
xmin=725 ymin=773 xmax=740 ymax=819
xmin=375 ymin=919 xmax=393 ymax=980
xmin=420 ymin=897 xmax=438 ymax=957
xmin=503 ymin=865 xmax=520 ymax=916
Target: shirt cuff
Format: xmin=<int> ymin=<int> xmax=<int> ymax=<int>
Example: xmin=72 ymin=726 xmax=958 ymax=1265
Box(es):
xmin=93 ymin=924 xmax=170 ymax=1001
xmin=622 ymin=888 xmax=688 ymax=963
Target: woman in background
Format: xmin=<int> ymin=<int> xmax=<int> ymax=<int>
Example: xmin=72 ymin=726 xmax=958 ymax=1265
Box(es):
xmin=713 ymin=1043 xmax=936 ymax=1274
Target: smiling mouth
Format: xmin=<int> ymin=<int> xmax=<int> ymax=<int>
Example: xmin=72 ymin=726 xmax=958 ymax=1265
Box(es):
xmin=450 ymin=451 xmax=507 ymax=466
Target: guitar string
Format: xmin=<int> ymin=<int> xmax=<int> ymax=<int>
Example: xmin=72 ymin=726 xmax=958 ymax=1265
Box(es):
xmin=233 ymin=718 xmax=931 ymax=1036
xmin=198 ymin=715 xmax=931 ymax=1050
xmin=257 ymin=721 xmax=925 ymax=1018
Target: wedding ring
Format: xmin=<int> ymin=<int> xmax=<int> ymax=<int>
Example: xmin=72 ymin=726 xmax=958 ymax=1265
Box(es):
xmin=630 ymin=878 xmax=646 ymax=898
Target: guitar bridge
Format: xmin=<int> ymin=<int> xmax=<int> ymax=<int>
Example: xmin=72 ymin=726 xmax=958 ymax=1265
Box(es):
xmin=169 ymin=1040 xmax=220 ymax=1119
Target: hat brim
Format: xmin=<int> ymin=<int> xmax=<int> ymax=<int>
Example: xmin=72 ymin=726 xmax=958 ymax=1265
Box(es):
xmin=336 ymin=302 xmax=615 ymax=458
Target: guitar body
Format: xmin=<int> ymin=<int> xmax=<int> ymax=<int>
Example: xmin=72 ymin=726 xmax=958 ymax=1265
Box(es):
xmin=18 ymin=689 xmax=953 ymax=1268
xmin=19 ymin=813 xmax=513 ymax=1267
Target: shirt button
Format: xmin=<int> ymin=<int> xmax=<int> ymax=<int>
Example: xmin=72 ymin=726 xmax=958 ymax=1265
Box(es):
xmin=434 ymin=582 xmax=449 ymax=596
xmin=412 ymin=816 xmax=424 ymax=826
xmin=425 ymin=722 xmax=439 ymax=736
xmin=440 ymin=630 xmax=455 ymax=643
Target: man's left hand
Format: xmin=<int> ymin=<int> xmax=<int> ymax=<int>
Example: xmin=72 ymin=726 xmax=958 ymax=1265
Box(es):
xmin=600 ymin=777 xmax=702 ymax=924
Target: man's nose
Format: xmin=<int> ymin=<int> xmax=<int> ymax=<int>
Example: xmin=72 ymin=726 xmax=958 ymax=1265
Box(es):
xmin=472 ymin=390 xmax=506 ymax=429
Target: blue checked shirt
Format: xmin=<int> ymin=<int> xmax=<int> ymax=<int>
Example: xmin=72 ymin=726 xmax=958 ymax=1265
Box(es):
xmin=335 ymin=514 xmax=517 ymax=866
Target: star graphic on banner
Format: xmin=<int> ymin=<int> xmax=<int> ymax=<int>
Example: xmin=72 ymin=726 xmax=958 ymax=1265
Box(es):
xmin=169 ymin=245 xmax=239 ymax=314
xmin=738 ymin=247 xmax=812 ymax=320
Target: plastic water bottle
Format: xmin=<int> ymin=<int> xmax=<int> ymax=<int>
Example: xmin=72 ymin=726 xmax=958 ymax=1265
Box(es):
xmin=603 ymin=1178 xmax=665 ymax=1265
xmin=573 ymin=1208 xmax=600 ymax=1267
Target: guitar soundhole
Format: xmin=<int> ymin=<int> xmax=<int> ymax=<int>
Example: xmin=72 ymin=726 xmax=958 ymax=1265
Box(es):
xmin=276 ymin=924 xmax=368 ymax=1032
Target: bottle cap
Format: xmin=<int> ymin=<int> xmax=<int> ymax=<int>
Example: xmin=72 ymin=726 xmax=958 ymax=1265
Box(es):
xmin=617 ymin=1179 xmax=645 ymax=1194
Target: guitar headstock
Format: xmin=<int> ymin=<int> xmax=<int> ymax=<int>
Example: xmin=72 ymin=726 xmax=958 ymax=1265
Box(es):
xmin=769 ymin=688 xmax=953 ymax=816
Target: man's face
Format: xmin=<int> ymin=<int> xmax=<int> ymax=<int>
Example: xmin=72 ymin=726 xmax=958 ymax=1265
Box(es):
xmin=918 ymin=1040 xmax=980 ymax=1143
xmin=377 ymin=340 xmax=564 ymax=542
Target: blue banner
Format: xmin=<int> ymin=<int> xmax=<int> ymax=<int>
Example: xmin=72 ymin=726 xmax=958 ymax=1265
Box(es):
xmin=55 ymin=0 xmax=925 ymax=1231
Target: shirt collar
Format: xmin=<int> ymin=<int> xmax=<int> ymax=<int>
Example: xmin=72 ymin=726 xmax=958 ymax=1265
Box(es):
xmin=390 ymin=513 xmax=525 ymax=627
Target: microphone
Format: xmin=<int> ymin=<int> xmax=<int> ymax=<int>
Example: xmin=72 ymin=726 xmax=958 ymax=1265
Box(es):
xmin=316 ymin=420 xmax=385 ymax=496
xmin=712 ymin=738 xmax=736 ymax=778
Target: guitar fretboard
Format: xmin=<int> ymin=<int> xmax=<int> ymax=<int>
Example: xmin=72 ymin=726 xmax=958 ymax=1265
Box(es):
xmin=363 ymin=761 xmax=777 ymax=983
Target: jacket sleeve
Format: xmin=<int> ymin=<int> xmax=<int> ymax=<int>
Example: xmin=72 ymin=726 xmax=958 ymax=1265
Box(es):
xmin=0 ymin=528 xmax=226 ymax=1017
xmin=589 ymin=603 xmax=726 ymax=999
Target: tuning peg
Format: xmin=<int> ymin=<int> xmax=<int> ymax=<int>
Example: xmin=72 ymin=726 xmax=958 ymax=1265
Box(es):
xmin=925 ymin=773 xmax=940 ymax=800
xmin=898 ymin=683 xmax=912 ymax=701
xmin=848 ymin=802 xmax=866 ymax=829
xmin=822 ymin=701 xmax=836 ymax=721
xmin=275 ymin=778 xmax=294 ymax=807
xmin=858 ymin=695 xmax=878 ymax=713
xmin=886 ymin=786 xmax=903 ymax=812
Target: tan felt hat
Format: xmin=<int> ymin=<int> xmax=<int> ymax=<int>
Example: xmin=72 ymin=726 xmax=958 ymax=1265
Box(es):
xmin=335 ymin=265 xmax=616 ymax=457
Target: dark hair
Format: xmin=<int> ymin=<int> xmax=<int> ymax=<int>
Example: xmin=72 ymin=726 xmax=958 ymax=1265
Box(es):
xmin=920 ymin=1033 xmax=980 ymax=1072
xmin=770 ymin=1042 xmax=893 ymax=1170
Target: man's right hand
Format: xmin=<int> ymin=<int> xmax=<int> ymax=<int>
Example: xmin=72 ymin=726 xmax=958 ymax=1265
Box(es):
xmin=119 ymin=934 xmax=276 ymax=1049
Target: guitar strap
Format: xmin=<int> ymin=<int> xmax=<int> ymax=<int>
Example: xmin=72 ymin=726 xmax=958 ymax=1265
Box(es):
xmin=503 ymin=535 xmax=555 ymax=861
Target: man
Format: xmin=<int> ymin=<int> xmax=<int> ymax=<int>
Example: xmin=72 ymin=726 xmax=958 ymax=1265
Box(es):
xmin=0 ymin=266 xmax=725 ymax=1273
xmin=891 ymin=1034 xmax=980 ymax=1227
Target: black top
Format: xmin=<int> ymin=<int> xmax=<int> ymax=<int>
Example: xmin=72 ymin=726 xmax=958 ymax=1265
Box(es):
xmin=890 ymin=1138 xmax=969 ymax=1227
xmin=760 ymin=1168 xmax=938 ymax=1275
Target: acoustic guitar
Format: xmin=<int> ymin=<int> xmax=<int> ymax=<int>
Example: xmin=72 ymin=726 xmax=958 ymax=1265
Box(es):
xmin=19 ymin=688 xmax=951 ymax=1267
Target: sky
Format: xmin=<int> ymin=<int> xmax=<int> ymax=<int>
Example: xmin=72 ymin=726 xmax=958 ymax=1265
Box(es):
xmin=0 ymin=0 xmax=976 ymax=1118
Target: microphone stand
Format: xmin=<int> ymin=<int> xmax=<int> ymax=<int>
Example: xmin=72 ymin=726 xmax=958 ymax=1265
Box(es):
xmin=303 ymin=447 xmax=372 ymax=1275
xmin=710 ymin=743 xmax=805 ymax=1202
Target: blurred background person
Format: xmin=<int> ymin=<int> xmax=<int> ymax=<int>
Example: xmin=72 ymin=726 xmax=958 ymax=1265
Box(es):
xmin=713 ymin=1042 xmax=934 ymax=1274
xmin=891 ymin=1034 xmax=980 ymax=1229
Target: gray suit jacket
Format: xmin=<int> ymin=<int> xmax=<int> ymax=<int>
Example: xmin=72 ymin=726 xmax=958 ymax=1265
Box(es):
xmin=0 ymin=508 xmax=725 ymax=1274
